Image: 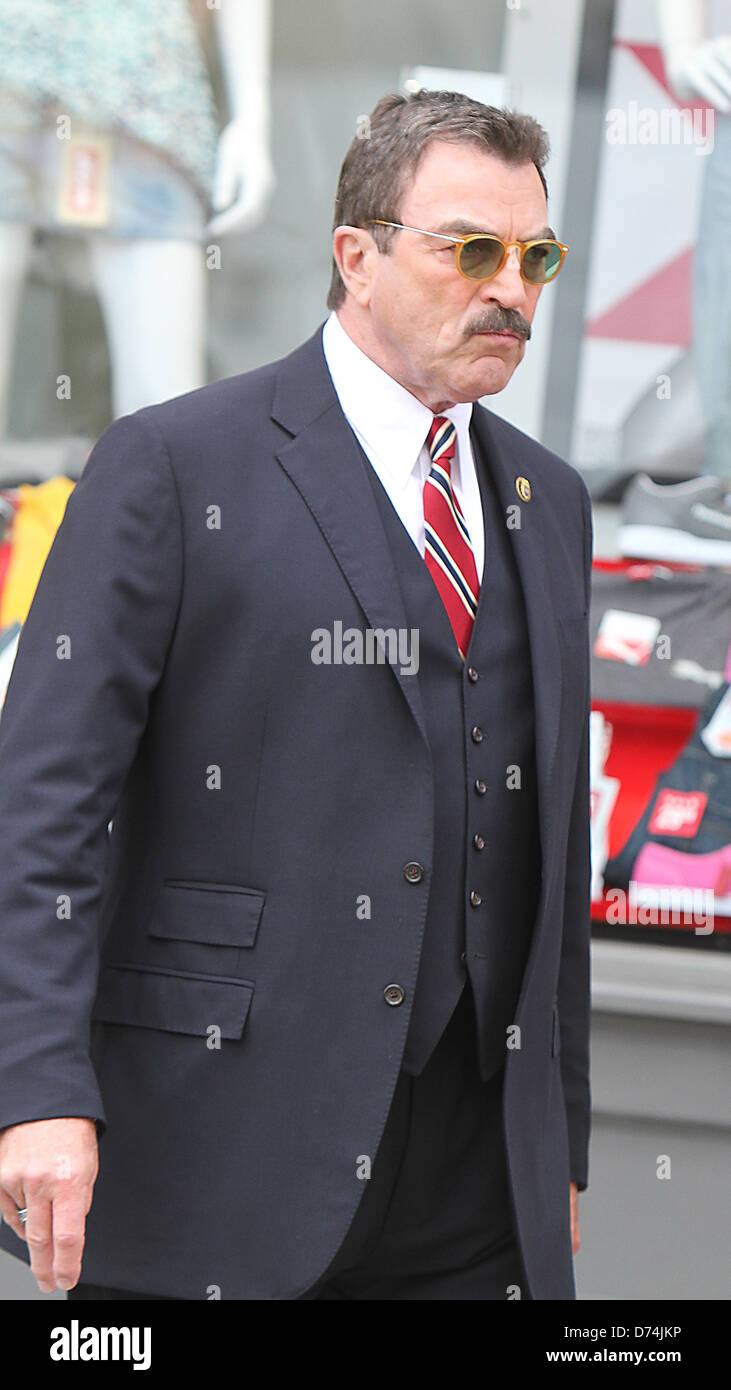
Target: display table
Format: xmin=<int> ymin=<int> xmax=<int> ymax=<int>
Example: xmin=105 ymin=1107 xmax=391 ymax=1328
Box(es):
xmin=589 ymin=557 xmax=730 ymax=945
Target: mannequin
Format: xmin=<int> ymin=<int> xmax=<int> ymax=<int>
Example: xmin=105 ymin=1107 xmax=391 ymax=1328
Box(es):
xmin=0 ymin=0 xmax=274 ymax=432
xmin=658 ymin=0 xmax=731 ymax=478
xmin=658 ymin=0 xmax=731 ymax=109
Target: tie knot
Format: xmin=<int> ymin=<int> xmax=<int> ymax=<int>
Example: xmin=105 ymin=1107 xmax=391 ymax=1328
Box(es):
xmin=427 ymin=416 xmax=456 ymax=466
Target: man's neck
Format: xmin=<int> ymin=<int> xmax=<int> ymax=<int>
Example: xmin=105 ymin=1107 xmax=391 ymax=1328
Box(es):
xmin=333 ymin=307 xmax=458 ymax=415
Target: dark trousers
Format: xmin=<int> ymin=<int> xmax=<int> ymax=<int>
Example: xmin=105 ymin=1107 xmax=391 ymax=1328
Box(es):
xmin=69 ymin=982 xmax=526 ymax=1301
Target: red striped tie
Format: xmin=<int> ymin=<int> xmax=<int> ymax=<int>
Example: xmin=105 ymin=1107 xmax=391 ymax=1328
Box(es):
xmin=423 ymin=416 xmax=480 ymax=660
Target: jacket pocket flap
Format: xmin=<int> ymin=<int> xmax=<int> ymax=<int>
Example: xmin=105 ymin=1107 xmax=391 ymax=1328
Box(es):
xmin=91 ymin=964 xmax=254 ymax=1038
xmin=149 ymin=880 xmax=266 ymax=948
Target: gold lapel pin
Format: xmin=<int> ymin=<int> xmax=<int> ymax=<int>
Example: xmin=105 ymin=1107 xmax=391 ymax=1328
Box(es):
xmin=515 ymin=476 xmax=532 ymax=502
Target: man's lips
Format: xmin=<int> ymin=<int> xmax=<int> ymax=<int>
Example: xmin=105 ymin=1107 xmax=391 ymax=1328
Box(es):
xmin=475 ymin=329 xmax=521 ymax=342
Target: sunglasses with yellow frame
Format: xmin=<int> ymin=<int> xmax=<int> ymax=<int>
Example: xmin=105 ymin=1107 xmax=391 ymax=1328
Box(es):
xmin=368 ymin=220 xmax=569 ymax=285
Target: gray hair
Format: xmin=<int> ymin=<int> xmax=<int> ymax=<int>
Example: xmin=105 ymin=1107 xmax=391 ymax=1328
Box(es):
xmin=327 ymin=89 xmax=550 ymax=310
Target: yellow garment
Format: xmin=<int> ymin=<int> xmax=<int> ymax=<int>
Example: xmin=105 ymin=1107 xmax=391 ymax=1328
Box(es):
xmin=0 ymin=476 xmax=75 ymax=626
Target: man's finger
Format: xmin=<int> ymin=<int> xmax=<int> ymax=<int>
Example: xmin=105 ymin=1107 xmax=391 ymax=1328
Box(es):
xmin=23 ymin=1198 xmax=56 ymax=1291
xmin=0 ymin=1189 xmax=30 ymax=1242
xmin=51 ymin=1192 xmax=89 ymax=1291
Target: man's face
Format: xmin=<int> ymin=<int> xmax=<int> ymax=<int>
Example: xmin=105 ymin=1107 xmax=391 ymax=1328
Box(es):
xmin=338 ymin=140 xmax=553 ymax=411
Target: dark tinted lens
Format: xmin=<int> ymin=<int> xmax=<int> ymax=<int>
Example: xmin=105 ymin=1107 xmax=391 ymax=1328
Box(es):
xmin=457 ymin=236 xmax=504 ymax=280
xmin=521 ymin=241 xmax=563 ymax=283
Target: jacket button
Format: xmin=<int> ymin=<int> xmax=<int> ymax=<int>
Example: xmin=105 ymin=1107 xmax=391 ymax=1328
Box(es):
xmin=473 ymin=834 xmax=485 ymax=850
xmin=474 ymin=779 xmax=487 ymax=795
xmin=402 ymin=861 xmax=424 ymax=883
xmin=471 ymin=726 xmax=484 ymax=743
xmin=460 ymin=950 xmax=466 ymax=963
xmin=467 ymin=667 xmax=479 ymax=682
xmin=384 ymin=984 xmax=405 ymax=1006
xmin=470 ymin=891 xmax=482 ymax=907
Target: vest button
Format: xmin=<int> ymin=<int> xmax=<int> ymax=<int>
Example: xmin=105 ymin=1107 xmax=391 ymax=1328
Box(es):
xmin=383 ymin=983 xmax=405 ymax=1006
xmin=473 ymin=834 xmax=485 ymax=850
xmin=471 ymin=725 xmax=484 ymax=743
xmin=467 ymin=667 xmax=479 ymax=682
xmin=460 ymin=951 xmax=466 ymax=963
xmin=474 ymin=779 xmax=487 ymax=795
xmin=402 ymin=861 xmax=424 ymax=883
xmin=470 ymin=891 xmax=482 ymax=907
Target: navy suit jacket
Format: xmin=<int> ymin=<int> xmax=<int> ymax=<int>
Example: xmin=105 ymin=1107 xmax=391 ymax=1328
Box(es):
xmin=0 ymin=325 xmax=593 ymax=1300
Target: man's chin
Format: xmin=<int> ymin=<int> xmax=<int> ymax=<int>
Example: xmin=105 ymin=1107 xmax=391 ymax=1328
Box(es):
xmin=431 ymin=346 xmax=523 ymax=405
xmin=465 ymin=359 xmax=519 ymax=399
xmin=467 ymin=339 xmax=524 ymax=395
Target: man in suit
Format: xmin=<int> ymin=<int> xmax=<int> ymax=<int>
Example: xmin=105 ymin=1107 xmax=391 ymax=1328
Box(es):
xmin=0 ymin=89 xmax=592 ymax=1301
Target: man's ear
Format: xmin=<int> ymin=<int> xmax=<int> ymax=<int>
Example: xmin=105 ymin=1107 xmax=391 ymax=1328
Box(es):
xmin=331 ymin=225 xmax=378 ymax=307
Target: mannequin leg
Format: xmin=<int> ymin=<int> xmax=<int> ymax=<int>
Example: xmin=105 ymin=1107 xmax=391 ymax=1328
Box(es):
xmin=0 ymin=222 xmax=34 ymax=440
xmin=87 ymin=235 xmax=207 ymax=417
xmin=692 ymin=116 xmax=731 ymax=479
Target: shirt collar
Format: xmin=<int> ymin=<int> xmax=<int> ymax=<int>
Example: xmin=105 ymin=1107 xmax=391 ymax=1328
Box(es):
xmin=322 ymin=310 xmax=473 ymax=492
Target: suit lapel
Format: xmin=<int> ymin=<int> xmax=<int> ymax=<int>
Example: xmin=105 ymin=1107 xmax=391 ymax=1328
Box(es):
xmin=271 ymin=329 xmax=429 ymax=747
xmin=470 ymin=406 xmax=564 ymax=872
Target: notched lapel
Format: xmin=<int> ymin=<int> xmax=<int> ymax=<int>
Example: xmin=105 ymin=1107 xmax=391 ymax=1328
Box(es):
xmin=272 ymin=337 xmax=429 ymax=747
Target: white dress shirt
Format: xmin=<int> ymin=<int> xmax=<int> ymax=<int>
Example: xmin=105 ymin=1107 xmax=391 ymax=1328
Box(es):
xmin=321 ymin=311 xmax=485 ymax=580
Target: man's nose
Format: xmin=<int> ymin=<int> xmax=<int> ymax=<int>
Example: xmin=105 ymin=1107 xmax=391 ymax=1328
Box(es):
xmin=476 ymin=246 xmax=527 ymax=310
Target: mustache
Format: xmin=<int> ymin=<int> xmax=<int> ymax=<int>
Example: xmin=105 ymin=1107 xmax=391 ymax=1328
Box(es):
xmin=466 ymin=310 xmax=531 ymax=340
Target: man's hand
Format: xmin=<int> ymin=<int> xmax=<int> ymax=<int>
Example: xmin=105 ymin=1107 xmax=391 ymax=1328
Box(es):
xmin=570 ymin=1180 xmax=580 ymax=1255
xmin=0 ymin=1118 xmax=98 ymax=1292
